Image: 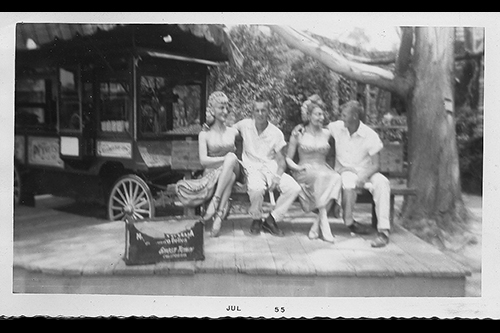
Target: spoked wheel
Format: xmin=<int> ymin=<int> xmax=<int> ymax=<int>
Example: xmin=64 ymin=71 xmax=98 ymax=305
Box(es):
xmin=14 ymin=166 xmax=21 ymax=205
xmin=107 ymin=174 xmax=155 ymax=221
xmin=14 ymin=165 xmax=34 ymax=206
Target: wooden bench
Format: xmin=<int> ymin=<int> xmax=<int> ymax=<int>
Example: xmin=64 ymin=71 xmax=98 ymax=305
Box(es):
xmin=164 ymin=136 xmax=416 ymax=227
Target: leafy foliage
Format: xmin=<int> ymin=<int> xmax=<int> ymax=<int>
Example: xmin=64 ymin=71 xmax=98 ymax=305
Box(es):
xmin=455 ymin=105 xmax=483 ymax=194
xmin=208 ymin=25 xmax=293 ymax=125
xmin=281 ymin=54 xmax=339 ymax=138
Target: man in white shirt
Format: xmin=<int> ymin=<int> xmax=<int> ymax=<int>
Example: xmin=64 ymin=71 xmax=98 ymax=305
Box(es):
xmin=328 ymin=100 xmax=391 ymax=248
xmin=233 ymin=100 xmax=302 ymax=236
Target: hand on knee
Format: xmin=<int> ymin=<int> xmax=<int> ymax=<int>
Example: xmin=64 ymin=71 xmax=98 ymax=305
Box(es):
xmin=341 ymin=171 xmax=358 ymax=190
xmin=223 ymin=152 xmax=238 ymax=165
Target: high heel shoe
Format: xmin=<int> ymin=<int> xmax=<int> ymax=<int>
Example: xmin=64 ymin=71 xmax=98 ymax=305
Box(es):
xmin=308 ymin=223 xmax=320 ymax=240
xmin=203 ymin=195 xmax=220 ymax=222
xmin=210 ymin=213 xmax=222 ymax=237
xmin=308 ymin=229 xmax=320 ymax=240
xmin=319 ymin=219 xmax=335 ymax=244
xmin=308 ymin=217 xmax=320 ymax=240
xmin=210 ymin=201 xmax=230 ymax=238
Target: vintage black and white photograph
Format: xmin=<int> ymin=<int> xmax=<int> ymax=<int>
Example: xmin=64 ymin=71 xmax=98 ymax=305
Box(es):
xmin=1 ymin=12 xmax=498 ymax=319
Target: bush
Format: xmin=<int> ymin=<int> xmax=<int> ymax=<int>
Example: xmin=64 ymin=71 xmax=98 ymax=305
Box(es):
xmin=459 ymin=136 xmax=483 ymax=195
xmin=455 ymin=105 xmax=483 ymax=194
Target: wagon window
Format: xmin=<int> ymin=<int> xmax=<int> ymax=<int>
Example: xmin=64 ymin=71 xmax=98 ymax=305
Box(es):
xmin=99 ymin=81 xmax=131 ymax=133
xmin=15 ymin=78 xmax=54 ymax=128
xmin=170 ymin=84 xmax=202 ymax=134
xmin=59 ymin=67 xmax=82 ymax=131
xmin=140 ymin=75 xmax=202 ymax=135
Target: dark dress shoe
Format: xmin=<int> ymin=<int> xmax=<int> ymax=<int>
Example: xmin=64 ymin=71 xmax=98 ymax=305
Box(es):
xmin=262 ymin=215 xmax=284 ymax=237
xmin=347 ymin=221 xmax=373 ymax=235
xmin=371 ymin=232 xmax=389 ymax=248
xmin=250 ymin=219 xmax=263 ymax=235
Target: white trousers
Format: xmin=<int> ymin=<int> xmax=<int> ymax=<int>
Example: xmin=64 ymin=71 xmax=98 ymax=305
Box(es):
xmin=341 ymin=171 xmax=391 ymax=230
xmin=246 ymin=168 xmax=301 ymax=222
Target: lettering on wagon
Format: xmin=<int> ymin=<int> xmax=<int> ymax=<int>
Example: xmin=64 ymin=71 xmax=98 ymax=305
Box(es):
xmin=97 ymin=141 xmax=132 ymax=158
xmin=28 ymin=137 xmax=64 ymax=168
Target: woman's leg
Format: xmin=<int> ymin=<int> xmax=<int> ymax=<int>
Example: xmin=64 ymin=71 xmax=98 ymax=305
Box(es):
xmin=204 ymin=153 xmax=240 ymax=220
xmin=211 ymin=172 xmax=236 ymax=237
xmin=214 ymin=153 xmax=240 ymax=198
xmin=308 ymin=215 xmax=320 ymax=239
xmin=318 ymin=207 xmax=335 ymax=243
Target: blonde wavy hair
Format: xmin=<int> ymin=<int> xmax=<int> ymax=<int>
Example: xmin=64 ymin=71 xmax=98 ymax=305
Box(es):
xmin=300 ymin=94 xmax=326 ymax=125
xmin=205 ymin=91 xmax=229 ymax=127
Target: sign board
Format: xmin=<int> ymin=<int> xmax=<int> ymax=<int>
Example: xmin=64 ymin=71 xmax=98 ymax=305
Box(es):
xmin=138 ymin=141 xmax=172 ymax=168
xmin=97 ymin=140 xmax=132 ymax=158
xmin=124 ymin=216 xmax=204 ymax=265
xmin=171 ymin=140 xmax=202 ymax=170
xmin=28 ymin=136 xmax=64 ymax=168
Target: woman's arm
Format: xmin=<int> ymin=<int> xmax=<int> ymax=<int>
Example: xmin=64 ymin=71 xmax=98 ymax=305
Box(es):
xmin=285 ymin=133 xmax=304 ymax=172
xmin=325 ymin=131 xmax=336 ymax=169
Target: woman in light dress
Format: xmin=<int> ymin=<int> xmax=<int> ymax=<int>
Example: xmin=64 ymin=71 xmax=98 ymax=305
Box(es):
xmin=286 ymin=95 xmax=342 ymax=243
xmin=176 ymin=91 xmax=245 ymax=237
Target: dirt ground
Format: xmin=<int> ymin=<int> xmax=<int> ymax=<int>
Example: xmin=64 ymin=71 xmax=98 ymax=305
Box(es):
xmin=405 ymin=194 xmax=482 ymax=297
xmin=444 ymin=194 xmax=482 ymax=297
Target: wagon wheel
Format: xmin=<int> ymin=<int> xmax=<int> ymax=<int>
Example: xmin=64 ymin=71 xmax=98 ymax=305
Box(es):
xmin=14 ymin=166 xmax=34 ymax=206
xmin=14 ymin=166 xmax=21 ymax=205
xmin=108 ymin=174 xmax=155 ymax=221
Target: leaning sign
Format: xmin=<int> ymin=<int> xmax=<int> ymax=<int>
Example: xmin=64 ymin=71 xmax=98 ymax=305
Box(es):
xmin=124 ymin=215 xmax=204 ymax=265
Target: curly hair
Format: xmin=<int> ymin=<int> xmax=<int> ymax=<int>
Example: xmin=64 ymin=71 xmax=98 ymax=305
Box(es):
xmin=205 ymin=91 xmax=228 ymax=126
xmin=300 ymin=94 xmax=326 ymax=124
xmin=340 ymin=100 xmax=364 ymax=121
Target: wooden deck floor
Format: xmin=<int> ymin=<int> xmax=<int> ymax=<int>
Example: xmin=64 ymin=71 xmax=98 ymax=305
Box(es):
xmin=13 ymin=196 xmax=471 ymax=297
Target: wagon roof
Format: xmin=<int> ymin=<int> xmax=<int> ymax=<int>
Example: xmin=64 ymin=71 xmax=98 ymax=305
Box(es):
xmin=16 ymin=23 xmax=244 ymax=68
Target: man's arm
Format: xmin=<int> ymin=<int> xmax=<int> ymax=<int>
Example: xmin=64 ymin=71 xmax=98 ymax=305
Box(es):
xmin=269 ymin=145 xmax=288 ymax=191
xmin=355 ymin=152 xmax=381 ymax=187
xmin=285 ymin=132 xmax=305 ymax=172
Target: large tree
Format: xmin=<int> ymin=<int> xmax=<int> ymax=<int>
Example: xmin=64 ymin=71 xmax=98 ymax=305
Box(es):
xmin=271 ymin=26 xmax=472 ymax=248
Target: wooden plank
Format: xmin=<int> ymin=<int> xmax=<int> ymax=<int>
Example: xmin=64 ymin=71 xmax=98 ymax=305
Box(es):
xmin=390 ymin=226 xmax=470 ymax=277
xmin=391 ymin=188 xmax=417 ymax=195
xmin=231 ymin=218 xmax=278 ymax=275
xmin=328 ymin=229 xmax=397 ymax=277
xmin=375 ymin=231 xmax=434 ymax=277
xmin=266 ymin=224 xmax=316 ymax=276
xmin=196 ymin=220 xmax=237 ymax=274
xmin=291 ymin=222 xmax=356 ymax=276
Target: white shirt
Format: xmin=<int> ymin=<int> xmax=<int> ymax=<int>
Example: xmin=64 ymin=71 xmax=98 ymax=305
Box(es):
xmin=327 ymin=120 xmax=383 ymax=173
xmin=233 ymin=118 xmax=287 ymax=174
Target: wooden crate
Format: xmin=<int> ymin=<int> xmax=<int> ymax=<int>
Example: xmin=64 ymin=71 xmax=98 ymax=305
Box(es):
xmin=171 ymin=140 xmax=203 ymax=171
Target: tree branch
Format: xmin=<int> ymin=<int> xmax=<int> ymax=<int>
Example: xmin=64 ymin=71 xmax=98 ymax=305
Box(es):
xmin=395 ymin=27 xmax=414 ymax=76
xmin=269 ymin=25 xmax=412 ymax=98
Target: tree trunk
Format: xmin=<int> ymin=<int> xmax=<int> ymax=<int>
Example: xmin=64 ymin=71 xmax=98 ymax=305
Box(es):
xmin=403 ymin=27 xmax=468 ymax=244
xmin=271 ymin=25 xmax=471 ymax=247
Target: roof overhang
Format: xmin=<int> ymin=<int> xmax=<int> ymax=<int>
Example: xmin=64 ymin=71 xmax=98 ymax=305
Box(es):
xmin=16 ymin=23 xmax=243 ymax=69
